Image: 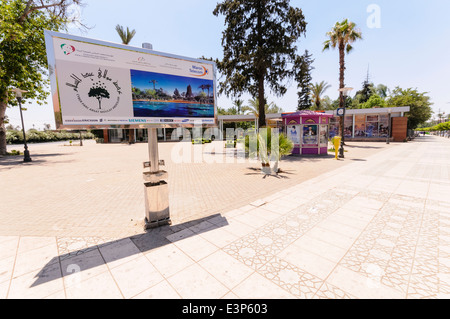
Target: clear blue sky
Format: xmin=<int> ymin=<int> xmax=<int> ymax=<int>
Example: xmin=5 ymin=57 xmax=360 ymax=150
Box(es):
xmin=7 ymin=0 xmax=450 ymax=129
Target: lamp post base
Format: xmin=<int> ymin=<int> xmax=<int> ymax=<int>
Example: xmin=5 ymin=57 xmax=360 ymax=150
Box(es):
xmin=23 ymin=149 xmax=32 ymax=162
xmin=338 ymin=142 xmax=345 ymax=158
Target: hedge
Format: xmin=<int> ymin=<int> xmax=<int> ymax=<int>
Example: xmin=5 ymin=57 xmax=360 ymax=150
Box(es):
xmin=6 ymin=130 xmax=95 ymax=144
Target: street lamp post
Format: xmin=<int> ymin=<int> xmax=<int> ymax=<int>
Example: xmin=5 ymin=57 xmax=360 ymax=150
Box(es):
xmin=387 ymin=108 xmax=392 ymax=144
xmin=11 ymin=88 xmax=31 ymax=162
xmin=338 ymin=87 xmax=353 ymax=158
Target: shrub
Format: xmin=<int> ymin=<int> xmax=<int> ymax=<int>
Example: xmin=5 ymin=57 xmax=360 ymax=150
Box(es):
xmin=6 ymin=129 xmax=95 ymax=144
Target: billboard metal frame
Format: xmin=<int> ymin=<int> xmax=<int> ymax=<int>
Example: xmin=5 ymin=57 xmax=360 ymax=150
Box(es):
xmin=44 ymin=30 xmax=218 ymax=129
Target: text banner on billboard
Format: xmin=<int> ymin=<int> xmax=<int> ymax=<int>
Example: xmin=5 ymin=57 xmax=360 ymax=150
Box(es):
xmin=44 ymin=31 xmax=217 ymax=129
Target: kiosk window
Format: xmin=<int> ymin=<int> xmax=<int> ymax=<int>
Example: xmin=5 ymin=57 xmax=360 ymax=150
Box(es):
xmin=302 ymin=125 xmax=318 ymax=145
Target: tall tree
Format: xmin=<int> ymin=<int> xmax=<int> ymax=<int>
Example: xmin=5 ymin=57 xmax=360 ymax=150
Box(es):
xmin=375 ymin=84 xmax=389 ymax=99
xmin=233 ymin=99 xmax=244 ymax=114
xmin=0 ymin=0 xmax=85 ymax=155
xmin=323 ymin=19 xmax=362 ymax=109
xmin=310 ymin=81 xmax=331 ymax=110
xmin=295 ymin=50 xmax=314 ymax=110
xmin=149 ymin=80 xmax=158 ymax=91
xmin=387 ymin=87 xmax=433 ymax=130
xmin=115 ymin=24 xmax=136 ymax=45
xmin=116 ymin=24 xmax=136 ymax=143
xmin=243 ymin=98 xmax=282 ymax=117
xmin=213 ymin=0 xmax=307 ymax=128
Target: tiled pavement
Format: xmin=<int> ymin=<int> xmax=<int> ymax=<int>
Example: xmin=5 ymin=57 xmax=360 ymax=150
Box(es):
xmin=1 ymin=135 xmax=450 ymax=298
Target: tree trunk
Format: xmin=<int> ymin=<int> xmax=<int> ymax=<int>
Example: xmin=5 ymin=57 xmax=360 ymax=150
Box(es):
xmin=256 ymin=1 xmax=266 ymax=129
xmin=339 ymin=42 xmax=345 ymax=107
xmin=339 ymin=43 xmax=345 ymax=137
xmin=258 ymin=76 xmax=266 ymax=129
xmin=0 ymin=99 xmax=8 ymax=156
xmin=128 ymin=129 xmax=135 ymax=144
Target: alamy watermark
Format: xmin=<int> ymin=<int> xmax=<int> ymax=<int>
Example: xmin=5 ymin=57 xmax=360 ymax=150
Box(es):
xmin=170 ymin=124 xmax=282 ymax=166
xmin=367 ymin=4 xmax=381 ymax=29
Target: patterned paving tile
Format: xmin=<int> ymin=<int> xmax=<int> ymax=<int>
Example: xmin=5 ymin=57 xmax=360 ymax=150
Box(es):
xmin=258 ymin=257 xmax=323 ymax=299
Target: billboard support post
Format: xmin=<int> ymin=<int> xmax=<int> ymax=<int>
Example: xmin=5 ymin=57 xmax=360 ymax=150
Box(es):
xmin=143 ymin=127 xmax=171 ymax=229
xmin=148 ymin=128 xmax=159 ymax=173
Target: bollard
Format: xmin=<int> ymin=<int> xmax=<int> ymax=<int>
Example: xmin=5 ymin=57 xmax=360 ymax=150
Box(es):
xmin=333 ymin=136 xmax=341 ymax=160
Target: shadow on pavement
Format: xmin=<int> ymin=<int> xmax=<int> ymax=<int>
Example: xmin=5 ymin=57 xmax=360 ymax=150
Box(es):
xmin=344 ymin=145 xmax=383 ymax=149
xmin=30 ymin=214 xmax=229 ymax=288
xmin=0 ymin=153 xmax=73 ymax=167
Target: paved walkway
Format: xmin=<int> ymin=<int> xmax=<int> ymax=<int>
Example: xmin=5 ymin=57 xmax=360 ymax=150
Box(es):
xmin=1 ymin=135 xmax=449 ymax=298
xmin=0 ymin=138 xmax=393 ymax=237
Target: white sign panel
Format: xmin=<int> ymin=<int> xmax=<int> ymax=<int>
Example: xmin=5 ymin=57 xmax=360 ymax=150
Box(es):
xmin=45 ymin=31 xmax=217 ymax=128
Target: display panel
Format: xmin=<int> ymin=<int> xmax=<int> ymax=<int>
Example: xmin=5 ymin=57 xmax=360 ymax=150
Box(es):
xmin=302 ymin=125 xmax=318 ymax=145
xmin=319 ymin=125 xmax=328 ymax=146
xmin=287 ymin=125 xmax=300 ymax=146
xmin=366 ymin=115 xmax=379 ymax=137
xmin=44 ymin=31 xmax=217 ymax=129
xmin=378 ymin=114 xmax=389 ymax=137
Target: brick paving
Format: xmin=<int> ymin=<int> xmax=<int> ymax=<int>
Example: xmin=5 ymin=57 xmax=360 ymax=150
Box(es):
xmin=1 ymin=139 xmax=392 ymax=237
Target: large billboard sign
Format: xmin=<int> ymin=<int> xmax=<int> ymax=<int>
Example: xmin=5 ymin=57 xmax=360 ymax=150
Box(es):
xmin=44 ymin=31 xmax=217 ymax=129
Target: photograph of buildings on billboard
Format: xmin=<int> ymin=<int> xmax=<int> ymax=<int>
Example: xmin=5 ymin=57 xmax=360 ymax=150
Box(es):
xmin=130 ymin=69 xmax=215 ymax=119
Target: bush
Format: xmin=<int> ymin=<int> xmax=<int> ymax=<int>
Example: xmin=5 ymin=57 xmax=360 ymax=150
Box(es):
xmin=244 ymin=128 xmax=294 ymax=162
xmin=6 ymin=129 xmax=95 ymax=144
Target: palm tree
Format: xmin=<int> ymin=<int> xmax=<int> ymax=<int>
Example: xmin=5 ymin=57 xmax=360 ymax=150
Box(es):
xmin=116 ymin=24 xmax=137 ymax=144
xmin=115 ymin=24 xmax=136 ymax=45
xmin=233 ymin=99 xmax=244 ymax=114
xmin=150 ymin=80 xmax=158 ymax=91
xmin=204 ymin=84 xmax=212 ymax=98
xmin=310 ymin=81 xmax=331 ymax=110
xmin=243 ymin=98 xmax=283 ymax=118
xmin=323 ymin=19 xmax=362 ymax=108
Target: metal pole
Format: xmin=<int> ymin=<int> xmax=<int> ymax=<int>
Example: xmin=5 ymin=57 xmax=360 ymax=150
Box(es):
xmin=147 ymin=127 xmax=159 ymax=173
xmin=79 ymin=131 xmax=83 ymax=146
xmin=387 ymin=111 xmax=391 ymax=144
xmin=338 ymin=105 xmax=345 ymax=158
xmin=18 ymin=98 xmax=32 ymax=162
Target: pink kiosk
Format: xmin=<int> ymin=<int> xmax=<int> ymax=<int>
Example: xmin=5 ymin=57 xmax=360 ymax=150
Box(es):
xmin=282 ymin=111 xmax=333 ymax=155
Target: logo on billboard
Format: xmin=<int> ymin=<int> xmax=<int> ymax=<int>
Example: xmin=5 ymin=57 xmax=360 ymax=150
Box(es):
xmin=190 ymin=65 xmax=208 ymax=77
xmin=65 ymin=67 xmax=122 ymax=114
xmin=61 ymin=44 xmax=75 ymax=55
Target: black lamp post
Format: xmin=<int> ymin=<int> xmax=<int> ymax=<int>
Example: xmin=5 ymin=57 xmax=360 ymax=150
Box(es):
xmin=338 ymin=87 xmax=353 ymax=158
xmin=12 ymin=88 xmax=32 ymax=162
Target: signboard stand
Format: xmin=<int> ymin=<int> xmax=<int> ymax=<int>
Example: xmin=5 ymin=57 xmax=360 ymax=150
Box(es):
xmin=44 ymin=30 xmax=217 ymax=230
xmin=143 ymin=128 xmax=171 ymax=229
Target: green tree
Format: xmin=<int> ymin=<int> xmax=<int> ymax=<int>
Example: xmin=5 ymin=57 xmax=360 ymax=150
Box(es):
xmin=243 ymin=98 xmax=283 ymax=117
xmin=115 ymin=24 xmax=136 ymax=45
xmin=233 ymin=99 xmax=244 ymax=114
xmin=0 ymin=0 xmax=84 ymax=155
xmin=323 ymin=19 xmax=362 ymax=109
xmin=361 ymin=94 xmax=385 ymax=109
xmin=387 ymin=87 xmax=433 ymax=130
xmin=321 ymin=96 xmax=334 ymax=110
xmin=213 ymin=0 xmax=307 ymax=128
xmin=310 ymin=81 xmax=331 ymax=110
xmin=295 ymin=50 xmax=314 ymax=110
xmin=375 ymin=84 xmax=389 ymax=99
